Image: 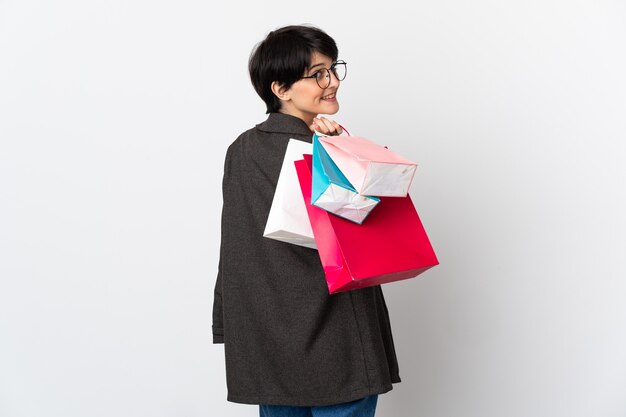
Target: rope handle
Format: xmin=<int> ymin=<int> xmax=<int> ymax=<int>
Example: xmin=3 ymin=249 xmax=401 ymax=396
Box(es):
xmin=336 ymin=124 xmax=388 ymax=149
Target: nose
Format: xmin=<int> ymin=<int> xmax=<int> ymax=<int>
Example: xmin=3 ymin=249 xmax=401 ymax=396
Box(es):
xmin=327 ymin=69 xmax=340 ymax=88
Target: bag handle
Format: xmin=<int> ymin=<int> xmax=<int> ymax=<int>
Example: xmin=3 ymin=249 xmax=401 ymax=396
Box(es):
xmin=336 ymin=124 xmax=388 ymax=149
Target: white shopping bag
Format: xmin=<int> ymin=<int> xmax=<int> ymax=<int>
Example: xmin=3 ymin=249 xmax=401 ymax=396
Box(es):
xmin=263 ymin=139 xmax=316 ymax=249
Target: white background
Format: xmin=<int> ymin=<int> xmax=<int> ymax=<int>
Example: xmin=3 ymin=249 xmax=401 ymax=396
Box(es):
xmin=1 ymin=1 xmax=625 ymax=416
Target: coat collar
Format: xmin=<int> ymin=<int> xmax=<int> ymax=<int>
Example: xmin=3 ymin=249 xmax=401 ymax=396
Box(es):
xmin=256 ymin=112 xmax=313 ymax=136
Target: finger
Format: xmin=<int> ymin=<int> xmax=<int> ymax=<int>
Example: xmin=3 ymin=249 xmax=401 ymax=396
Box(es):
xmin=311 ymin=118 xmax=327 ymax=134
xmin=316 ymin=117 xmax=338 ymax=135
xmin=311 ymin=119 xmax=326 ymax=134
xmin=318 ymin=117 xmax=337 ymax=134
xmin=322 ymin=118 xmax=343 ymax=136
xmin=331 ymin=121 xmax=343 ymax=135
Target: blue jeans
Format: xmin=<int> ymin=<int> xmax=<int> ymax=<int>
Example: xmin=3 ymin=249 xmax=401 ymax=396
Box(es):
xmin=259 ymin=395 xmax=378 ymax=417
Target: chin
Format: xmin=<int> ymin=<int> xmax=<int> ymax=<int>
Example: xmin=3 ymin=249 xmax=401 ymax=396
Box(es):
xmin=322 ymin=103 xmax=340 ymax=115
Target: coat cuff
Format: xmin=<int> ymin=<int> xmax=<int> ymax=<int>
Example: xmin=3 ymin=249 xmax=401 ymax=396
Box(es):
xmin=213 ymin=326 xmax=224 ymax=344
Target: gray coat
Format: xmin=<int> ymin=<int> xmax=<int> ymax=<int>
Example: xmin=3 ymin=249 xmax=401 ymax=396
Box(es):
xmin=212 ymin=112 xmax=401 ymax=407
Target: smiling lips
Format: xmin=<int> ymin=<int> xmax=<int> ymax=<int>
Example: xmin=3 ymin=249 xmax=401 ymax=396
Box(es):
xmin=322 ymin=93 xmax=337 ymax=100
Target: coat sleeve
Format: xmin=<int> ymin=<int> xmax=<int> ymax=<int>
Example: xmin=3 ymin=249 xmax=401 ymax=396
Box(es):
xmin=212 ymin=257 xmax=224 ymax=344
xmin=212 ymin=144 xmax=235 ymax=344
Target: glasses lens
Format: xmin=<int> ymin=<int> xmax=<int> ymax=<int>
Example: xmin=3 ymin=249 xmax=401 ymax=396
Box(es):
xmin=316 ymin=68 xmax=331 ymax=89
xmin=332 ymin=62 xmax=347 ymax=81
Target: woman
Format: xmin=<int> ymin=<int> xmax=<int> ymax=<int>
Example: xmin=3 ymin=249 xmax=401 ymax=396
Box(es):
xmin=212 ymin=25 xmax=400 ymax=417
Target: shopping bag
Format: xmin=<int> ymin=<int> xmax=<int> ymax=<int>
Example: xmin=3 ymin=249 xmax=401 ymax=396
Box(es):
xmin=311 ymin=133 xmax=379 ymax=224
xmin=295 ymin=154 xmax=438 ymax=294
xmin=318 ymin=134 xmax=417 ymax=197
xmin=263 ymin=139 xmax=316 ymax=249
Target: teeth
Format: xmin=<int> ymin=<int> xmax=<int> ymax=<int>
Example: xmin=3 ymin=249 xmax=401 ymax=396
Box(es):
xmin=322 ymin=93 xmax=336 ymax=99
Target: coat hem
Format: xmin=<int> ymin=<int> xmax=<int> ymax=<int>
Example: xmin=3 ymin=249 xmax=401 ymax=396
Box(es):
xmin=226 ymin=381 xmax=398 ymax=407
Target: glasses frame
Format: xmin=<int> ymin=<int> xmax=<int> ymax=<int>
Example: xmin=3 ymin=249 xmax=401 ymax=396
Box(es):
xmin=300 ymin=60 xmax=347 ymax=89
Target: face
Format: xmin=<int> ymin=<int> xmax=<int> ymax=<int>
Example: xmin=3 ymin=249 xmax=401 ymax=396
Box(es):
xmin=274 ymin=51 xmax=340 ymax=125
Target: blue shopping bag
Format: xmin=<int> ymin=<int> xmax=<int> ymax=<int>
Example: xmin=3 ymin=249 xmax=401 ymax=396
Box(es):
xmin=311 ymin=133 xmax=379 ymax=224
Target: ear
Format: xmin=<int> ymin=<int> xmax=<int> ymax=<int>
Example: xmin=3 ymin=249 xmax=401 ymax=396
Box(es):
xmin=271 ymin=81 xmax=290 ymax=102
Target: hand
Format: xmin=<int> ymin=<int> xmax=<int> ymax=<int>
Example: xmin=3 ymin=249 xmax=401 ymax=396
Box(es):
xmin=309 ymin=117 xmax=343 ymax=136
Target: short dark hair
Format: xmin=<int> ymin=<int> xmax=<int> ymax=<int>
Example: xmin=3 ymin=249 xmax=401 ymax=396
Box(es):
xmin=249 ymin=25 xmax=339 ymax=114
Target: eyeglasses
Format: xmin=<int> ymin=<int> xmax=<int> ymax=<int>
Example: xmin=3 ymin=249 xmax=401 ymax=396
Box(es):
xmin=300 ymin=60 xmax=347 ymax=89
